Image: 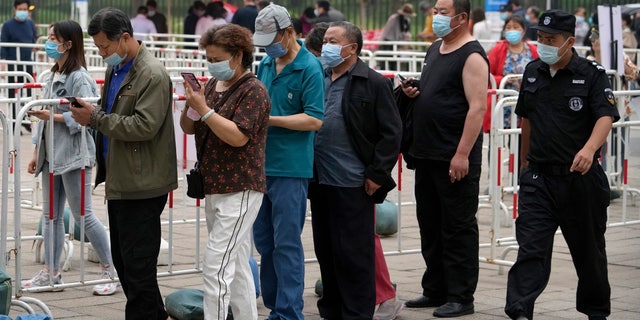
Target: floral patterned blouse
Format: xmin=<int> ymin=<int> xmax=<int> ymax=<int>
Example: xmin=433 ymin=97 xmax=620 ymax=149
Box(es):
xmin=502 ymin=46 xmax=534 ymax=128
xmin=193 ymin=74 xmax=271 ymax=194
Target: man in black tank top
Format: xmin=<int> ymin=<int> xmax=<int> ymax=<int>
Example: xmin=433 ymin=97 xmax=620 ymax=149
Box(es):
xmin=400 ymin=0 xmax=488 ymax=317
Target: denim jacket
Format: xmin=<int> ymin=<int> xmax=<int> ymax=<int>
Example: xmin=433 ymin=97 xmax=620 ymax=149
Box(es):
xmin=33 ymin=67 xmax=99 ymax=176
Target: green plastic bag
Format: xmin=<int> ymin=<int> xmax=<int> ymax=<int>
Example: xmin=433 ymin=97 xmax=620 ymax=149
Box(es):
xmin=0 ymin=268 xmax=11 ymax=315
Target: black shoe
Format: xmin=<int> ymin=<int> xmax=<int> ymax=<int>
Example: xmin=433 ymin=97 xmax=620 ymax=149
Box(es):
xmin=433 ymin=302 xmax=474 ymax=318
xmin=404 ymin=295 xmax=445 ymax=308
xmin=588 ymin=317 xmax=607 ymax=320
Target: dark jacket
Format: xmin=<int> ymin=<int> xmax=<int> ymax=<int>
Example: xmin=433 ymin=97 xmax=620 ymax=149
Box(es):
xmin=92 ymin=44 xmax=178 ymax=200
xmin=341 ymin=59 xmax=402 ymax=203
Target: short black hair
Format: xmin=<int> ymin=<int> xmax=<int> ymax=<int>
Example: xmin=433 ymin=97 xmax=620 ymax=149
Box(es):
xmin=328 ymin=21 xmax=363 ymax=55
xmin=14 ymin=0 xmax=29 ymax=8
xmin=292 ymin=18 xmax=302 ymax=35
xmin=622 ymin=13 xmax=633 ymax=26
xmin=193 ymin=1 xmax=205 ymax=10
xmin=453 ymin=0 xmax=470 ymax=17
xmin=146 ymin=0 xmax=158 ymax=8
xmin=88 ymin=7 xmax=133 ymax=41
xmin=317 ymin=0 xmax=330 ymax=11
xmin=137 ymin=6 xmax=148 ymax=15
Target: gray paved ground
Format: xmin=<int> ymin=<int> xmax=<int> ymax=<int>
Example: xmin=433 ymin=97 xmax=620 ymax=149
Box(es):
xmin=2 ymin=129 xmax=640 ymax=319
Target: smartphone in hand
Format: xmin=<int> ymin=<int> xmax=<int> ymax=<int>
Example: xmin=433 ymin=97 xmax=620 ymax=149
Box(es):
xmin=65 ymin=96 xmax=81 ymax=107
xmin=398 ymin=74 xmax=419 ymax=88
xmin=181 ymin=72 xmax=201 ymax=93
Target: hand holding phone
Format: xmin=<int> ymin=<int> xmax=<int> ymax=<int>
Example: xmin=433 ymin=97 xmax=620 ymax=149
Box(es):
xmin=398 ymin=74 xmax=419 ymax=88
xmin=181 ymin=72 xmax=201 ymax=93
xmin=66 ymin=96 xmax=81 ymax=108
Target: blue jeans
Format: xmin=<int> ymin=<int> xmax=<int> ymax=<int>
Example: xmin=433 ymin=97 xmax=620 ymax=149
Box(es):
xmin=253 ymin=177 xmax=308 ymax=320
xmin=41 ymin=162 xmax=112 ymax=271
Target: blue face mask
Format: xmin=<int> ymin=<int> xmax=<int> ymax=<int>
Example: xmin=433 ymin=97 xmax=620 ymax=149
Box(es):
xmin=45 ymin=41 xmax=65 ymax=60
xmin=208 ymin=60 xmax=235 ymax=81
xmin=525 ymin=15 xmax=531 ymax=23
xmin=588 ymin=17 xmax=593 ymax=25
xmin=15 ymin=10 xmax=28 ymax=21
xmin=432 ymin=13 xmax=460 ymax=38
xmin=320 ymin=43 xmax=352 ymax=68
xmin=576 ymin=16 xmax=585 ymax=24
xmin=500 ymin=12 xmax=508 ymax=21
xmin=505 ymin=30 xmax=522 ymax=44
xmin=265 ymin=33 xmax=289 ymax=58
xmin=537 ymin=38 xmax=570 ymax=65
xmin=314 ymin=9 xmax=319 ymax=17
xmin=104 ymin=38 xmax=127 ymax=66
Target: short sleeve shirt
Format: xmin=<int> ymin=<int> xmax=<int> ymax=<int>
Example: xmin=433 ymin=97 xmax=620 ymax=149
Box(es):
xmin=515 ymin=51 xmax=621 ymax=164
xmin=256 ymin=42 xmax=325 ymax=178
xmin=194 ymin=75 xmax=271 ymax=194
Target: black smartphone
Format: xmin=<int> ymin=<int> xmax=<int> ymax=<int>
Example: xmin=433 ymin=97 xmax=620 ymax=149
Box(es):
xmin=181 ymin=72 xmax=201 ymax=93
xmin=65 ymin=96 xmax=81 ymax=107
xmin=398 ymin=74 xmax=419 ymax=88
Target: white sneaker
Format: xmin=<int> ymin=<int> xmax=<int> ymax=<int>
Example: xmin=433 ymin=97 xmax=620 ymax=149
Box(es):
xmin=21 ymin=269 xmax=64 ymax=292
xmin=374 ymin=299 xmax=404 ymax=320
xmin=92 ymin=270 xmax=118 ymax=296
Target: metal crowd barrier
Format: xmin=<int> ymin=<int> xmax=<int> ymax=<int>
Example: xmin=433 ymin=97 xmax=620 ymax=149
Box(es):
xmin=0 ymin=108 xmax=53 ymax=317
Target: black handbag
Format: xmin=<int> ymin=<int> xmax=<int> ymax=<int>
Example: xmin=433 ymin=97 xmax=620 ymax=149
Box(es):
xmin=186 ymin=162 xmax=205 ymax=199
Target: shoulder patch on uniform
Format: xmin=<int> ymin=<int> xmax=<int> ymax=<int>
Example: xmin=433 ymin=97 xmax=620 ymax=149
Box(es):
xmin=590 ymin=60 xmax=606 ymax=72
xmin=605 ymin=88 xmax=616 ymax=105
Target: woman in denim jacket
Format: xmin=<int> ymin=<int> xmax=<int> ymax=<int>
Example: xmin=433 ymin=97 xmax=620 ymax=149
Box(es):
xmin=23 ymin=20 xmax=117 ymax=296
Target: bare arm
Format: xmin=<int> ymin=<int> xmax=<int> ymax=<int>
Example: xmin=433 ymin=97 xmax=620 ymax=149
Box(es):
xmin=183 ymin=84 xmax=249 ymax=147
xmin=269 ymin=113 xmax=322 ymax=131
xmin=449 ymin=53 xmax=488 ymax=182
xmin=570 ymin=116 xmax=613 ymax=174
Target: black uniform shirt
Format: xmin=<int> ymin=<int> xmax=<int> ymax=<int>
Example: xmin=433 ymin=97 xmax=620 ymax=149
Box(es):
xmin=515 ymin=49 xmax=621 ymax=165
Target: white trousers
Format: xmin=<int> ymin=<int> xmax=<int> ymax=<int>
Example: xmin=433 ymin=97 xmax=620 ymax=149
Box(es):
xmin=203 ymin=190 xmax=262 ymax=320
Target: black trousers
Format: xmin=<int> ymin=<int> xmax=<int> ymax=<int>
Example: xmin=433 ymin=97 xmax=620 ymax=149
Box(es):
xmin=505 ymin=165 xmax=611 ymax=319
xmin=108 ymin=195 xmax=169 ymax=320
xmin=310 ymin=183 xmax=376 ymax=320
xmin=414 ymin=159 xmax=480 ymax=304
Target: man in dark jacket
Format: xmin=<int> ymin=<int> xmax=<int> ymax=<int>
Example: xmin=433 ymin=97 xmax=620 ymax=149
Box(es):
xmin=309 ymin=21 xmax=401 ymax=319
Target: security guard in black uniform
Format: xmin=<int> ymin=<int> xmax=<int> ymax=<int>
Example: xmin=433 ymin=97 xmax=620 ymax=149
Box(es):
xmin=504 ymin=10 xmax=620 ymax=320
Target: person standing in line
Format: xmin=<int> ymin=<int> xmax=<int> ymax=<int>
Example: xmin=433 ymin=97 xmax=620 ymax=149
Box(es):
xmin=401 ymin=0 xmax=488 ymax=317
xmin=314 ymin=0 xmax=345 ymax=23
xmin=573 ymin=7 xmax=590 ymax=47
xmin=524 ymin=6 xmax=540 ymax=41
xmin=482 ymin=14 xmax=538 ymax=133
xmin=130 ymin=6 xmax=157 ymax=41
xmin=232 ymin=0 xmax=259 ymax=33
xmin=310 ymin=21 xmax=402 ymax=320
xmin=146 ymin=0 xmax=168 ymax=42
xmin=196 ymin=2 xmax=228 ymax=37
xmin=180 ymin=24 xmax=271 ymax=320
xmin=22 ymin=19 xmax=118 ymax=297
xmin=417 ymin=1 xmax=437 ymax=42
xmin=304 ymin=22 xmax=405 ymax=320
xmin=504 ymin=10 xmax=619 ymax=320
xmin=183 ymin=1 xmax=206 ymax=49
xmin=1 ymin=0 xmax=37 ymax=133
xmin=252 ymin=4 xmax=325 ymax=320
xmin=70 ymin=7 xmax=177 ymax=319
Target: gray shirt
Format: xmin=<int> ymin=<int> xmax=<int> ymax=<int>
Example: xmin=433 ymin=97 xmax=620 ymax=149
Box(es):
xmin=315 ymin=70 xmax=365 ymax=187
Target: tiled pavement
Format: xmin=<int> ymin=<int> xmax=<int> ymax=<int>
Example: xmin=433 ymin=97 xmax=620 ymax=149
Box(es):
xmin=2 ymin=129 xmax=640 ymax=320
